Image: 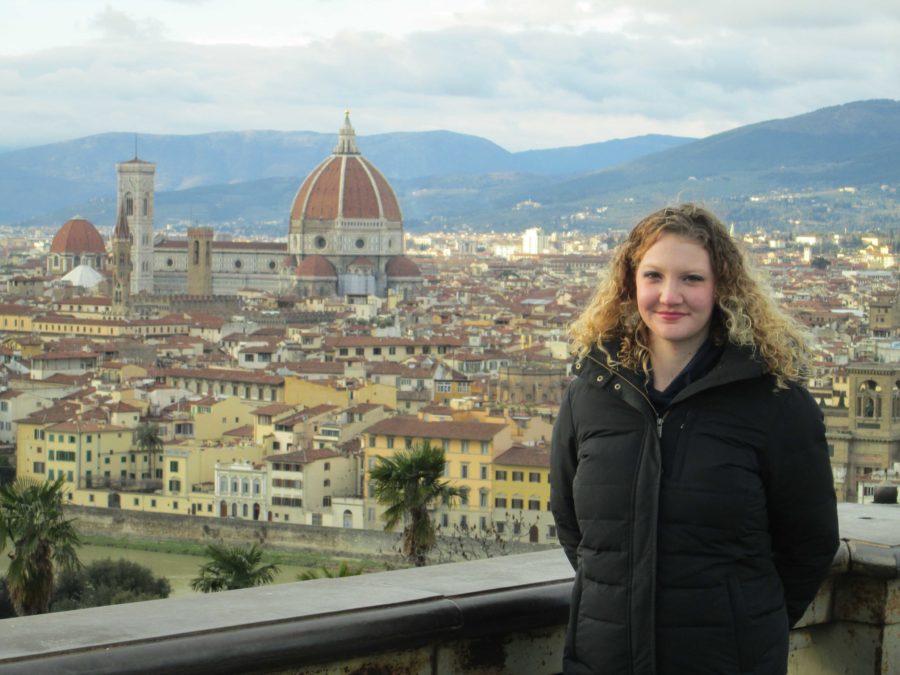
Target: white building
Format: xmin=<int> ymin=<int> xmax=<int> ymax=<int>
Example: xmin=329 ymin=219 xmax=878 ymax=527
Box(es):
xmin=521 ymin=227 xmax=548 ymax=255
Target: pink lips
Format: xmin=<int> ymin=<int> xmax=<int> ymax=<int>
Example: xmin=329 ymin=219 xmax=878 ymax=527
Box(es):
xmin=657 ymin=312 xmax=686 ymax=320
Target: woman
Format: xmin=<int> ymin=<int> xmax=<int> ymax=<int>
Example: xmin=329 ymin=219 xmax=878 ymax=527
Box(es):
xmin=550 ymin=204 xmax=839 ymax=674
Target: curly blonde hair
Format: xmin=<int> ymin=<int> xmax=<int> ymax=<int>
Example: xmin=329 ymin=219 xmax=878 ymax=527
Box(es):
xmin=569 ymin=203 xmax=810 ymax=386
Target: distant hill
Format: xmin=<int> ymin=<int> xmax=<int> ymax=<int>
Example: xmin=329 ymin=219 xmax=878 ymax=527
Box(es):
xmin=3 ymin=100 xmax=900 ymax=232
xmin=0 ymin=128 xmax=690 ymax=226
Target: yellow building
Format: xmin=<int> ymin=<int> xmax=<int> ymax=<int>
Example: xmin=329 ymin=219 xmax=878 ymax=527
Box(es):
xmin=363 ymin=416 xmax=513 ymax=532
xmin=16 ymin=411 xmax=136 ymax=492
xmin=191 ymin=396 xmax=256 ymax=440
xmin=492 ymin=443 xmax=554 ymax=544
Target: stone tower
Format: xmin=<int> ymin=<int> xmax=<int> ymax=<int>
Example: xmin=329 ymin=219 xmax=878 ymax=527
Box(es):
xmin=187 ymin=227 xmax=214 ymax=296
xmin=116 ymin=155 xmax=156 ymax=295
xmin=826 ymin=363 xmax=900 ymax=501
xmin=110 ymin=203 xmax=133 ymax=314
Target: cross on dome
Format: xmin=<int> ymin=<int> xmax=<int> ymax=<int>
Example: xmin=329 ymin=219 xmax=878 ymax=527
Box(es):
xmin=333 ymin=110 xmax=360 ymax=155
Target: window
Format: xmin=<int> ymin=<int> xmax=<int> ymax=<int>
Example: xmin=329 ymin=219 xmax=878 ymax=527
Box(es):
xmin=495 ymin=496 xmax=507 ymax=508
xmin=529 ymin=472 xmax=541 ymax=483
xmin=322 ymin=496 xmax=332 ymax=507
xmin=480 ymin=442 xmax=489 ymax=454
xmin=479 ymin=490 xmax=489 ymax=507
xmin=480 ymin=464 xmax=488 ymax=480
xmin=495 ymin=470 xmax=507 ymax=481
xmin=460 ymin=463 xmax=469 ymax=479
xmin=459 ymin=515 xmax=468 ymax=528
xmin=511 ymin=498 xmax=524 ymax=509
xmin=323 ymin=479 xmax=331 ymax=487
xmin=441 ymin=513 xmax=449 ymax=527
xmin=528 ymin=499 xmax=541 ymax=510
xmin=405 ymin=437 xmax=413 ymax=449
xmin=170 ymin=461 xmax=179 ymax=472
xmin=461 ymin=440 xmax=469 ymax=453
xmin=33 ymin=462 xmax=45 ymax=474
xmin=386 ymin=436 xmax=394 ymax=449
xmin=548 ymin=525 xmax=557 ymax=538
xmin=512 ymin=471 xmax=524 ymax=482
xmin=437 ymin=382 xmax=452 ymax=393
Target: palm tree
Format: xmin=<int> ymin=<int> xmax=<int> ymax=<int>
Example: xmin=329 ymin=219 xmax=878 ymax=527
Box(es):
xmin=369 ymin=442 xmax=461 ymax=567
xmin=297 ymin=560 xmax=363 ymax=581
xmin=134 ymin=422 xmax=163 ymax=481
xmin=0 ymin=476 xmax=81 ymax=616
xmin=190 ymin=543 xmax=279 ymax=593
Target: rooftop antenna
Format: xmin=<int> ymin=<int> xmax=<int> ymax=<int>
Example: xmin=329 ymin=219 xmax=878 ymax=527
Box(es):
xmin=134 ymin=134 xmax=138 ymax=160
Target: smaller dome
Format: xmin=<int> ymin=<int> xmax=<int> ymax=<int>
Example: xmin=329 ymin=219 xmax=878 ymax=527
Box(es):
xmin=386 ymin=255 xmax=422 ymax=278
xmin=295 ymin=255 xmax=337 ymax=278
xmin=50 ymin=218 xmax=106 ymax=255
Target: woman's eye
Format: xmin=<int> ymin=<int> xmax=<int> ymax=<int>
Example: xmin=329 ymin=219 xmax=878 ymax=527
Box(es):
xmin=685 ymin=275 xmax=705 ymax=283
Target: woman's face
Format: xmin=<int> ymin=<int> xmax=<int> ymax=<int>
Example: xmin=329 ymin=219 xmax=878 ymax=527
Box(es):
xmin=635 ymin=233 xmax=715 ymax=353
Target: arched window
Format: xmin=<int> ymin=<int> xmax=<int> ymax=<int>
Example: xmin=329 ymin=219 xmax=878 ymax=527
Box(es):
xmin=342 ymin=510 xmax=353 ymax=528
xmin=253 ymin=479 xmax=261 ymax=495
xmin=232 ymin=479 xmax=238 ymax=493
xmin=242 ymin=503 xmax=248 ymax=518
xmin=219 ymin=477 xmax=228 ymax=494
xmin=242 ymin=479 xmax=249 ymax=495
xmin=193 ymin=240 xmax=200 ymax=265
xmin=857 ymin=380 xmax=882 ymax=418
xmin=125 ymin=192 xmax=133 ymax=216
xmin=142 ymin=193 xmax=149 ymax=216
xmin=231 ymin=502 xmax=237 ymax=517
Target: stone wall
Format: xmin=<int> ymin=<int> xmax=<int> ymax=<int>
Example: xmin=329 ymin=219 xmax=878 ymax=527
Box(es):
xmin=65 ymin=505 xmax=552 ymax=562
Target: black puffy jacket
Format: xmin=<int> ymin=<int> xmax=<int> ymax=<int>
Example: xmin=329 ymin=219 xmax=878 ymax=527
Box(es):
xmin=550 ymin=344 xmax=839 ymax=675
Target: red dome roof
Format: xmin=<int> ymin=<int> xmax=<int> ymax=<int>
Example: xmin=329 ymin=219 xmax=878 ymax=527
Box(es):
xmin=290 ymin=114 xmax=402 ymax=224
xmin=385 ymin=255 xmax=422 ymax=278
xmin=295 ymin=255 xmax=337 ymax=278
xmin=50 ymin=218 xmax=106 ymax=255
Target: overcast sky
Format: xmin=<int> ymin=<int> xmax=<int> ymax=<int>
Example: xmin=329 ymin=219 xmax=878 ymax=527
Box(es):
xmin=2 ymin=0 xmax=899 ymax=151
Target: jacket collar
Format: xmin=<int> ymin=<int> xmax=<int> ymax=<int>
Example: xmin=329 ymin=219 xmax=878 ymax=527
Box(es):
xmin=574 ymin=340 xmax=767 ymax=403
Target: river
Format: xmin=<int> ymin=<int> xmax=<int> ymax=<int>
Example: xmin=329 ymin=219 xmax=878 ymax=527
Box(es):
xmin=1 ymin=544 xmax=319 ymax=598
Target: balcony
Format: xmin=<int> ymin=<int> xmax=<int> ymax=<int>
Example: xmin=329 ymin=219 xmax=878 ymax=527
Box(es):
xmin=0 ymin=503 xmax=896 ymax=674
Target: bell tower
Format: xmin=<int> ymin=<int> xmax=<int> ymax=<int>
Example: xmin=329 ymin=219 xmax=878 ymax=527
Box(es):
xmin=116 ymin=152 xmax=156 ymax=295
xmin=110 ymin=203 xmax=132 ymax=314
xmin=187 ymin=227 xmax=214 ymax=296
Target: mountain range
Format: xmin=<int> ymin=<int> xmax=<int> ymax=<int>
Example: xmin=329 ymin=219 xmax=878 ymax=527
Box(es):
xmin=1 ymin=99 xmax=899 ymax=233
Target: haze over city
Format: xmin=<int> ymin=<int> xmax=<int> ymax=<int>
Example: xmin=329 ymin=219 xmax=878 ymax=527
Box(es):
xmin=4 ymin=0 xmax=900 ymax=150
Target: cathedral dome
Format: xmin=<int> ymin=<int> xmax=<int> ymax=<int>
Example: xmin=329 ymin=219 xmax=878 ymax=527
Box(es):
xmin=385 ymin=255 xmax=422 ymax=278
xmin=50 ymin=218 xmax=106 ymax=255
xmin=290 ymin=113 xmax=402 ymax=224
xmin=295 ymin=255 xmax=337 ymax=278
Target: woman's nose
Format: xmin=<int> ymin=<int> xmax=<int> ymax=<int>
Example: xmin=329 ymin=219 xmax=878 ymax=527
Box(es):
xmin=659 ymin=281 xmax=682 ymax=304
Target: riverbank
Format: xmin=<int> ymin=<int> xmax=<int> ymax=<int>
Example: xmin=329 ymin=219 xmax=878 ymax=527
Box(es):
xmin=79 ymin=534 xmax=393 ymax=572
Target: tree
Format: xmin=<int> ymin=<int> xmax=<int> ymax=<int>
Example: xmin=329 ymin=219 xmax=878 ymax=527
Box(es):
xmin=0 ymin=476 xmax=81 ymax=616
xmin=369 ymin=442 xmax=461 ymax=567
xmin=51 ymin=558 xmax=171 ymax=612
xmin=134 ymin=422 xmax=163 ymax=480
xmin=190 ymin=543 xmax=279 ymax=593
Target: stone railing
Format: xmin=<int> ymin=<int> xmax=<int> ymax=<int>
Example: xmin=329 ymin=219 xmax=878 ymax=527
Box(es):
xmin=0 ymin=503 xmax=896 ymax=674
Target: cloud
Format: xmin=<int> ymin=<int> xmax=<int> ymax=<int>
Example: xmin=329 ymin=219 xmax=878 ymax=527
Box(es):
xmin=89 ymin=6 xmax=168 ymax=43
xmin=1 ymin=2 xmax=899 ymax=151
